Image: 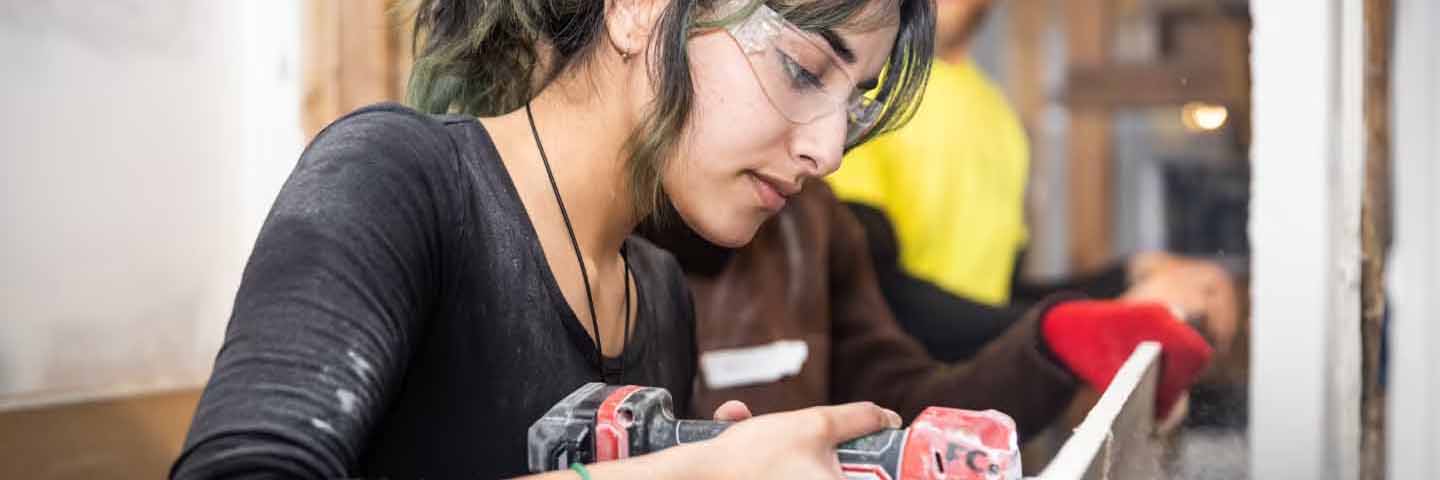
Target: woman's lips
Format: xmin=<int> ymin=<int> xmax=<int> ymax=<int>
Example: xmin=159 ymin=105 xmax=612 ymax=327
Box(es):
xmin=748 ymin=172 xmax=789 ymax=211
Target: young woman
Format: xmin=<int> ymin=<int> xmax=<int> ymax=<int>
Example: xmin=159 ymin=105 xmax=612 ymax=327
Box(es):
xmin=172 ymin=0 xmax=931 ymax=478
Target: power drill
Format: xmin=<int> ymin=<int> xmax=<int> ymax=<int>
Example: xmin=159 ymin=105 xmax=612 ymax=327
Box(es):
xmin=528 ymin=383 xmax=1021 ymax=479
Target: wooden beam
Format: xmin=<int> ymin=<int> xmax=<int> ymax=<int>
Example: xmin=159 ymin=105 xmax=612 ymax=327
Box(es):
xmin=1066 ymin=14 xmax=1251 ymax=108
xmin=1360 ymin=1 xmax=1392 ymax=479
xmin=337 ymin=0 xmax=395 ymax=109
xmin=1006 ymin=0 xmax=1062 ymax=282
xmin=1066 ymin=62 xmax=1240 ymax=107
xmin=0 ymin=389 xmax=202 ymax=478
xmin=1006 ymin=0 xmax=1050 ymax=129
xmin=1065 ymin=0 xmax=1114 ymax=274
xmin=302 ymin=0 xmax=341 ymax=139
xmin=302 ymin=0 xmax=404 ymax=139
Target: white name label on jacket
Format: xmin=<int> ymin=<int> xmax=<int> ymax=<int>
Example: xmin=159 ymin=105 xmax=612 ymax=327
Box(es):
xmin=700 ymin=340 xmax=809 ymax=389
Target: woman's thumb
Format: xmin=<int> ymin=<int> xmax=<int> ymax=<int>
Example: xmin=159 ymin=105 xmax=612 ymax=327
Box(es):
xmin=814 ymin=402 xmax=902 ymax=444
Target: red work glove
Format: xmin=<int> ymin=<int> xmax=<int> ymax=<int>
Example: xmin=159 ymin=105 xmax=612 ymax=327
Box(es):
xmin=1041 ymin=300 xmax=1213 ymax=419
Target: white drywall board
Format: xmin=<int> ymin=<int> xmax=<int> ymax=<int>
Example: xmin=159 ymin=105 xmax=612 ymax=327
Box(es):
xmin=1036 ymin=342 xmax=1161 ymax=480
xmin=1248 ymin=0 xmax=1364 ymax=478
xmin=0 ymin=1 xmax=303 ymax=410
xmin=1387 ymin=0 xmax=1440 ymax=477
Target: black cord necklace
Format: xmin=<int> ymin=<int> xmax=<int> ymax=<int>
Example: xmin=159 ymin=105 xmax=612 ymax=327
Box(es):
xmin=525 ymin=103 xmax=632 ymax=384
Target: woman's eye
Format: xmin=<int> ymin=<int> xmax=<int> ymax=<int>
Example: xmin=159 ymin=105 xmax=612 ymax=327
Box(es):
xmin=779 ymin=51 xmax=825 ymax=91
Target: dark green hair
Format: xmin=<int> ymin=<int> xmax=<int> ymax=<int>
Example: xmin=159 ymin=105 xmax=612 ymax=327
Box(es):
xmin=407 ymin=0 xmax=933 ymax=218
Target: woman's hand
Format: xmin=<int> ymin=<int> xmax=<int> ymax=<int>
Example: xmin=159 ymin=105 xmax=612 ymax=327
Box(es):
xmin=664 ymin=401 xmax=902 ymax=479
xmin=537 ymin=401 xmax=901 ymax=480
xmin=710 ymin=399 xmax=754 ymax=422
xmin=1126 ymin=252 xmax=1241 ymax=356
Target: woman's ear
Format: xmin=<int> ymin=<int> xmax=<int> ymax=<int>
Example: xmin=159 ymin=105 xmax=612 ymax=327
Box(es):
xmin=605 ymin=0 xmax=666 ymax=60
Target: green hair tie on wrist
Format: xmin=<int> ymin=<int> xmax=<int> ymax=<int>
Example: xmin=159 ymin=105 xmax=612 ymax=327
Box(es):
xmin=570 ymin=462 xmax=592 ymax=480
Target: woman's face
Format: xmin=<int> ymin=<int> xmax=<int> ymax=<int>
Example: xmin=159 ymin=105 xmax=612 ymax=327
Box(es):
xmin=934 ymin=0 xmax=994 ymax=53
xmin=662 ymin=5 xmax=900 ymax=247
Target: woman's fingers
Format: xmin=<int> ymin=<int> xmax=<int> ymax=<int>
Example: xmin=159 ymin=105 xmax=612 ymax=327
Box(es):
xmin=712 ymin=400 xmax=753 ymax=422
xmin=810 ymin=402 xmax=902 ymax=444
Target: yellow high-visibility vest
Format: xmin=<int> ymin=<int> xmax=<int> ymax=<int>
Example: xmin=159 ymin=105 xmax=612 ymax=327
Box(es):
xmin=829 ymin=59 xmax=1030 ymax=306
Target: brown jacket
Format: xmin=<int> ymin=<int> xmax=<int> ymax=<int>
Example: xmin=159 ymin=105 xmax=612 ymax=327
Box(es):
xmin=644 ymin=183 xmax=1077 ymax=438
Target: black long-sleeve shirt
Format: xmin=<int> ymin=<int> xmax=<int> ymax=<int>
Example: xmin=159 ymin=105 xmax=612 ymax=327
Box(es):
xmin=172 ymin=104 xmax=697 ymax=479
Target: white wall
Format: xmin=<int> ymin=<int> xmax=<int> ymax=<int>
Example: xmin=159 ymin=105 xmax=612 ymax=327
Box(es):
xmin=0 ymin=1 xmax=303 ymax=410
xmin=1387 ymin=0 xmax=1440 ymax=476
xmin=1249 ymin=0 xmax=1364 ymax=478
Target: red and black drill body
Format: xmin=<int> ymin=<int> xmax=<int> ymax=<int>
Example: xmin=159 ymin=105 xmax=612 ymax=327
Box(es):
xmin=528 ymin=383 xmax=1021 ymax=479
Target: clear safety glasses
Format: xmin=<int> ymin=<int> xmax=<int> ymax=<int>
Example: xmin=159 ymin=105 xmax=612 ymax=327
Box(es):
xmin=710 ymin=0 xmax=882 ymax=146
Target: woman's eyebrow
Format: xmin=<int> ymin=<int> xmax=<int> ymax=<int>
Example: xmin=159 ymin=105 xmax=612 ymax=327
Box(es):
xmin=814 ymin=28 xmax=880 ymax=90
xmin=818 ymin=29 xmax=857 ymax=64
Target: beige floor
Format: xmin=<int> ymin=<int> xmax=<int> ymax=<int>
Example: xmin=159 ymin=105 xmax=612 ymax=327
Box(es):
xmin=0 ymin=389 xmax=202 ymax=479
